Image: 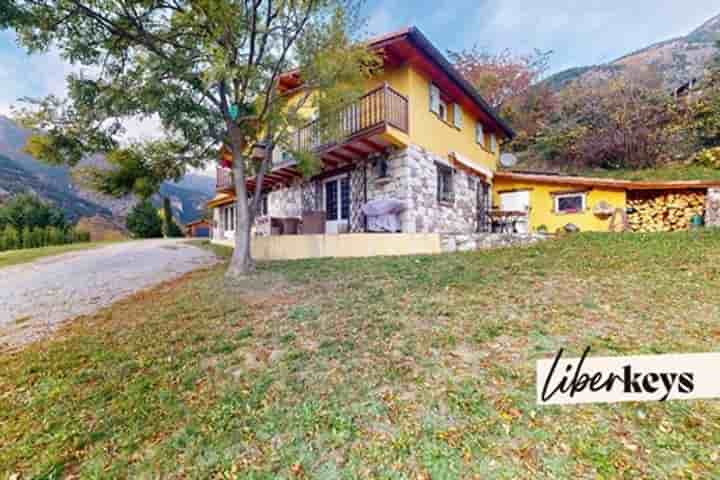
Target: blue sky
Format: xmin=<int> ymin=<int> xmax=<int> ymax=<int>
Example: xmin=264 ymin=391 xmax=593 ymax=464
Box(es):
xmin=1 ymin=1 xmax=718 ymax=119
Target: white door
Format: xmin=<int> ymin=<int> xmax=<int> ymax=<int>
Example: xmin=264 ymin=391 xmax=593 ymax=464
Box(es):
xmin=324 ymin=175 xmax=351 ymax=234
xmin=500 ymin=190 xmax=530 ymax=233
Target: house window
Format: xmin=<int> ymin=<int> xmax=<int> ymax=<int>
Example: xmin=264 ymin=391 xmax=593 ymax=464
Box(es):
xmin=438 ymin=99 xmax=448 ymax=122
xmin=476 ymin=123 xmax=485 ymax=147
xmin=453 ymin=103 xmax=463 ymax=129
xmin=223 ymin=205 xmax=236 ymax=231
xmin=554 ymin=192 xmax=587 ymax=214
xmin=490 ymin=133 xmax=498 ymax=153
xmin=430 ymin=83 xmax=440 ymax=114
xmin=260 ymin=195 xmax=269 ymax=216
xmin=436 ymin=164 xmax=454 ymax=204
xmin=430 ymin=83 xmax=448 ymax=122
xmin=468 ymin=175 xmax=477 ymax=191
xmin=375 ymin=156 xmax=389 ymax=178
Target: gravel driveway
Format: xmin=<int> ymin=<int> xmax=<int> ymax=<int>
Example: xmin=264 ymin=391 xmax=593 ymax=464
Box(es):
xmin=0 ymin=239 xmax=219 ymax=350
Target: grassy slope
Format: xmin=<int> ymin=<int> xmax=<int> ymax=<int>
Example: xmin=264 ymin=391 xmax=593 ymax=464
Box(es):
xmin=2 ymin=233 xmax=720 ymax=478
xmin=0 ymin=241 xmax=124 ymax=269
xmin=579 ymin=164 xmax=720 ymax=182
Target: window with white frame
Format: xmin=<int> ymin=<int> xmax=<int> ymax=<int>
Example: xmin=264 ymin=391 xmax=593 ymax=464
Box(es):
xmin=430 ymin=83 xmax=448 ymax=122
xmin=453 ymin=103 xmax=463 ymax=129
xmin=490 ymin=133 xmax=498 ymax=153
xmin=223 ymin=205 xmax=236 ymax=231
xmin=430 ymin=83 xmax=440 ymax=114
xmin=554 ymin=192 xmax=587 ymax=214
xmin=476 ymin=123 xmax=485 ymax=147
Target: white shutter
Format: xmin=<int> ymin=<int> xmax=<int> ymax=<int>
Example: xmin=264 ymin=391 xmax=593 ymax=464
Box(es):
xmin=490 ymin=133 xmax=498 ymax=153
xmin=476 ymin=123 xmax=484 ymax=146
xmin=430 ymin=84 xmax=440 ymax=114
xmin=453 ymin=103 xmax=463 ymax=128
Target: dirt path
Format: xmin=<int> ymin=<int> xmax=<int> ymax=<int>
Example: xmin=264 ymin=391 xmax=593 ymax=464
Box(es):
xmin=0 ymin=239 xmax=219 ymax=350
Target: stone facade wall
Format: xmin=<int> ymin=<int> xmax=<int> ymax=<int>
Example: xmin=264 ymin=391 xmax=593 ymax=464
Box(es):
xmin=267 ymin=180 xmax=303 ymax=218
xmin=440 ymin=233 xmax=548 ymax=252
xmin=706 ymin=188 xmax=720 ymax=227
xmin=257 ymin=143 xmax=485 ymax=235
xmin=403 ymin=145 xmax=480 ymax=234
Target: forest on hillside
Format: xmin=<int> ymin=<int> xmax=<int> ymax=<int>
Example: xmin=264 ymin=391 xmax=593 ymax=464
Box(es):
xmin=451 ymin=38 xmax=720 ymax=177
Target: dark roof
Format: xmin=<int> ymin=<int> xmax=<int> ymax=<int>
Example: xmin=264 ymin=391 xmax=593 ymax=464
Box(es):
xmin=403 ymin=27 xmax=516 ymax=139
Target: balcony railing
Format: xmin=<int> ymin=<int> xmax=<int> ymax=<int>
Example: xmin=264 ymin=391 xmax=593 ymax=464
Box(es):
xmin=216 ymin=83 xmax=409 ymax=192
xmin=216 ymin=166 xmax=234 ymax=191
xmin=291 ymin=83 xmax=408 ymax=152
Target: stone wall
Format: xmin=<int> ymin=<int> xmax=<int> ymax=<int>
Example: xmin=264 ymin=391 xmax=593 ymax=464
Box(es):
xmin=404 ymin=144 xmax=481 ymax=234
xmin=706 ymin=188 xmax=720 ymax=227
xmin=440 ymin=232 xmax=548 ymax=252
xmin=267 ymin=180 xmax=303 ymax=218
xmin=259 ymin=143 xmax=485 ymax=235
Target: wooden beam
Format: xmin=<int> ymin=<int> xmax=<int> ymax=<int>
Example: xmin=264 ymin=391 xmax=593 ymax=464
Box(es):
xmin=344 ymin=145 xmax=369 ymax=157
xmin=327 ymin=150 xmax=354 ymax=164
xmin=359 ymin=138 xmax=385 ymax=152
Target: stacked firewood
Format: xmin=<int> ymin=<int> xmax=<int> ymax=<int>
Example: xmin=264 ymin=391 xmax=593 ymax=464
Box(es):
xmin=627 ymin=191 xmax=706 ymax=232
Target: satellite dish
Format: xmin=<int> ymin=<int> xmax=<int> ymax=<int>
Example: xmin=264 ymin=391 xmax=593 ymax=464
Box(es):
xmin=500 ymin=153 xmax=518 ymax=168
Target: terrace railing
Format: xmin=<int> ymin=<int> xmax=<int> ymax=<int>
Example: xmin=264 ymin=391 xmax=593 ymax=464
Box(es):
xmin=291 ymin=83 xmax=409 ymax=153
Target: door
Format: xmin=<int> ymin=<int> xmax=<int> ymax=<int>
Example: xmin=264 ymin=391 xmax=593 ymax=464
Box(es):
xmin=324 ymin=175 xmax=351 ymax=234
xmin=476 ymin=182 xmax=491 ymax=232
xmin=499 ymin=190 xmax=531 ymax=234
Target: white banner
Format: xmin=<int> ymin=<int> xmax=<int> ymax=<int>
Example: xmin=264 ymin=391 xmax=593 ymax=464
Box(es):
xmin=537 ymin=348 xmax=720 ymax=405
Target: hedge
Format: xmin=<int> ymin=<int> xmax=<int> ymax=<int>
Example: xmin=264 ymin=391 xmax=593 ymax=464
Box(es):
xmin=0 ymin=225 xmax=91 ymax=252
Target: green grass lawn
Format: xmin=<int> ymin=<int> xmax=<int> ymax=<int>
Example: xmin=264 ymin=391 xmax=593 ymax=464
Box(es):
xmin=0 ymin=241 xmax=126 ymax=269
xmin=2 ymin=233 xmax=720 ymax=478
xmin=579 ymin=164 xmax=720 ymax=182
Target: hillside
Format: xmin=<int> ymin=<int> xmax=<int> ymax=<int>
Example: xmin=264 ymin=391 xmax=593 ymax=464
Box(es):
xmin=0 ymin=116 xmax=214 ymax=224
xmin=546 ymin=13 xmax=720 ymax=91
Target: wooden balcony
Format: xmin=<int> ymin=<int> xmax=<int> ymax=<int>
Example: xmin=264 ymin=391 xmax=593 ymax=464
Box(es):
xmin=243 ymin=83 xmax=409 ymax=193
xmin=291 ymin=83 xmax=408 ymax=153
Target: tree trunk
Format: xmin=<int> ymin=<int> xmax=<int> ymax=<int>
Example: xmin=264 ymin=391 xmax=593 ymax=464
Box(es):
xmin=226 ymin=124 xmax=255 ymax=278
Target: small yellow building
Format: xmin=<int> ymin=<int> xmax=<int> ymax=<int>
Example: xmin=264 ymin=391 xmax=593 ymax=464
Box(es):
xmin=493 ymin=171 xmax=720 ymax=233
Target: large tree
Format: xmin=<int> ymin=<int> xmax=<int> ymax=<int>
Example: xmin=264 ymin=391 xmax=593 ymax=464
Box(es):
xmin=449 ymin=46 xmax=554 ymax=151
xmin=4 ymin=0 xmax=376 ymax=276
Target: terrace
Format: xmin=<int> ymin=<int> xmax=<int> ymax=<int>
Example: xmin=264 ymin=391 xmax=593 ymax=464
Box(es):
xmin=216 ymin=83 xmax=409 ymax=193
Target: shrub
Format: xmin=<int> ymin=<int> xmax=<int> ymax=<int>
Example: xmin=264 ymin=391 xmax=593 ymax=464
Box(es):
xmin=21 ymin=227 xmax=33 ymax=249
xmin=0 ymin=194 xmax=68 ymax=231
xmin=126 ymin=200 xmax=162 ymax=238
xmin=1 ymin=225 xmax=19 ymax=251
xmin=74 ymin=230 xmax=91 ymax=243
xmin=31 ymin=227 xmax=45 ymax=248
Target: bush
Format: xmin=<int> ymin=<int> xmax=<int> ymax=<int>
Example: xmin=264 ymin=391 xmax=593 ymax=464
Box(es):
xmin=21 ymin=227 xmax=33 ymax=249
xmin=47 ymin=226 xmax=65 ymax=246
xmin=0 ymin=194 xmax=68 ymax=231
xmin=73 ymin=230 xmax=91 ymax=243
xmin=1 ymin=225 xmax=19 ymax=251
xmin=126 ymin=200 xmax=162 ymax=238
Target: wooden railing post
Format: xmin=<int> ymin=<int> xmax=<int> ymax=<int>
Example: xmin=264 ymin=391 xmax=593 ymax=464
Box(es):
xmin=383 ymin=82 xmax=389 ymax=130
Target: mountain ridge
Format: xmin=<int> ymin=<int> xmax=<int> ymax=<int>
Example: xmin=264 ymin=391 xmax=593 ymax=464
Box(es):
xmin=0 ymin=116 xmax=214 ymax=225
xmin=545 ymin=13 xmax=720 ymax=91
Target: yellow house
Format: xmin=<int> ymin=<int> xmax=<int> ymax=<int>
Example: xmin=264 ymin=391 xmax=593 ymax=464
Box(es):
xmin=209 ymin=27 xmax=516 ymax=258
